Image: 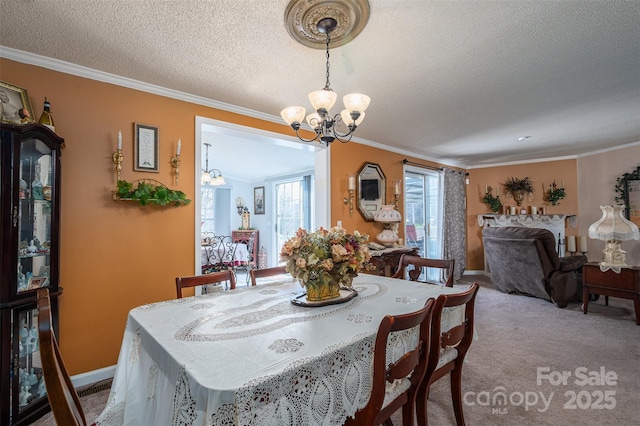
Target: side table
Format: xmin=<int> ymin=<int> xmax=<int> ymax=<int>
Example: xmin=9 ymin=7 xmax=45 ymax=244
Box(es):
xmin=582 ymin=262 xmax=640 ymax=325
xmin=366 ymin=247 xmax=419 ymax=277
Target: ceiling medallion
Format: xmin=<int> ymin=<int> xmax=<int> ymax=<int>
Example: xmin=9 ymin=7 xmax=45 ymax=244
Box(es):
xmin=284 ymin=0 xmax=370 ymax=49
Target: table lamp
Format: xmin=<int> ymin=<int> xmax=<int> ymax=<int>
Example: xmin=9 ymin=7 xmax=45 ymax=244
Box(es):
xmin=588 ymin=205 xmax=639 ymax=272
xmin=374 ymin=205 xmax=402 ymax=246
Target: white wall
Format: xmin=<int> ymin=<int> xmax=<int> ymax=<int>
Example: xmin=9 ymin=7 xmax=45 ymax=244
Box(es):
xmin=577 ymin=143 xmax=640 ymax=266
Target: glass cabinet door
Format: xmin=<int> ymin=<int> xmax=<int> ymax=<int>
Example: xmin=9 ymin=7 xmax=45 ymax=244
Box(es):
xmin=17 ymin=139 xmax=54 ymax=294
xmin=12 ymin=304 xmax=46 ymax=416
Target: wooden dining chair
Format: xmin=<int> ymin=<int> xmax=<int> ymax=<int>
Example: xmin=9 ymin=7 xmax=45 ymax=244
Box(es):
xmin=391 ymin=254 xmax=455 ymax=287
xmin=37 ymin=288 xmax=89 ymax=426
xmin=416 ymin=283 xmax=480 ymax=426
xmin=249 ymin=265 xmax=288 ymax=286
xmin=345 ymin=298 xmax=435 ymax=426
xmin=175 ymin=270 xmax=236 ymax=298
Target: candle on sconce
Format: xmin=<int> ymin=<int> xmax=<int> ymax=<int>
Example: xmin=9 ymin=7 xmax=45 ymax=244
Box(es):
xmin=118 ymin=130 xmax=122 ymax=150
xmin=177 ymin=138 xmax=181 ymax=156
xmin=348 ymin=175 xmax=356 ymax=191
xmin=566 ymin=236 xmax=576 ymax=253
xmin=579 ymin=236 xmax=588 ymax=253
xmin=485 ymin=185 xmax=488 ymax=194
xmin=395 ymin=180 xmax=401 ymax=195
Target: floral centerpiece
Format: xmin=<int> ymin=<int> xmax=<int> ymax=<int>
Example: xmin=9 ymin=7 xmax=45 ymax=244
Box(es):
xmin=280 ymin=227 xmax=371 ymax=301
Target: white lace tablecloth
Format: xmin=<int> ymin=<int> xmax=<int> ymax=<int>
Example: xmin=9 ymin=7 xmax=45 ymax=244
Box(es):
xmin=96 ymin=274 xmax=469 ymax=426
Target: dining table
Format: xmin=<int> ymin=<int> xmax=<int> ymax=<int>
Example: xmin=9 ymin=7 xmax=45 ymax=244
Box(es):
xmin=95 ymin=274 xmax=470 ymax=426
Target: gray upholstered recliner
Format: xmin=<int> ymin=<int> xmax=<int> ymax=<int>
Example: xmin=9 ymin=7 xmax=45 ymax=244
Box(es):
xmin=482 ymin=226 xmax=587 ymax=308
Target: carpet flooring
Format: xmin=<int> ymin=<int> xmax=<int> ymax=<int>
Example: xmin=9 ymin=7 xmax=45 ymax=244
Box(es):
xmin=33 ymin=273 xmax=640 ymax=425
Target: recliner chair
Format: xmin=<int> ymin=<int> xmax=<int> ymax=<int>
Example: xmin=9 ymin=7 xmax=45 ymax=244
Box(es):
xmin=482 ymin=226 xmax=587 ymax=308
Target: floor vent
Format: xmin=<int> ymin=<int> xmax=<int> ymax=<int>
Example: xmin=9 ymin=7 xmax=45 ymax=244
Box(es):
xmin=77 ymin=378 xmax=113 ymax=397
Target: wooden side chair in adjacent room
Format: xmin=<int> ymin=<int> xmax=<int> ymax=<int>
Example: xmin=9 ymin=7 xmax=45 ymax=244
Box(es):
xmin=37 ymin=288 xmax=90 ymax=426
xmin=249 ymin=265 xmax=288 ymax=286
xmin=175 ymin=270 xmax=236 ymax=298
xmin=416 ymin=283 xmax=480 ymax=426
xmin=345 ymin=298 xmax=435 ymax=426
xmin=392 ymin=254 xmax=455 ymax=287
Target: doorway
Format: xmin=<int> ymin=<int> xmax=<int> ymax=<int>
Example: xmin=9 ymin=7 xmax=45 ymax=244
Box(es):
xmin=194 ymin=117 xmax=329 ymax=273
xmin=403 ymin=166 xmax=444 ymax=281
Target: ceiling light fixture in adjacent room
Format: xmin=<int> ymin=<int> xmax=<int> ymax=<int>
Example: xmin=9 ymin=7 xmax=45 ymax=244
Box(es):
xmin=201 ymin=143 xmax=225 ymax=186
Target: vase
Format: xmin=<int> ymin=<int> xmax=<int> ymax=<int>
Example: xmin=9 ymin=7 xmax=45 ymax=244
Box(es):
xmin=512 ymin=191 xmax=525 ymax=206
xmin=303 ymin=278 xmax=341 ymax=301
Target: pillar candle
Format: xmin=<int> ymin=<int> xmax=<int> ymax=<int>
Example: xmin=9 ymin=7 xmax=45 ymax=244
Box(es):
xmin=566 ymin=236 xmax=576 ymax=253
xmin=177 ymin=139 xmax=181 ymax=156
xmin=531 ymin=206 xmax=537 ymax=215
xmin=348 ymin=175 xmax=356 ymax=191
xmin=509 ymin=206 xmax=517 ymax=214
xmin=118 ymin=130 xmax=122 ymax=150
xmin=579 ymin=236 xmax=588 ymax=253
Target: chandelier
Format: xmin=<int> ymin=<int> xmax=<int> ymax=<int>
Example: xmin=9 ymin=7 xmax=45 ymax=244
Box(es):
xmin=280 ymin=17 xmax=370 ymax=145
xmin=201 ymin=143 xmax=225 ymax=186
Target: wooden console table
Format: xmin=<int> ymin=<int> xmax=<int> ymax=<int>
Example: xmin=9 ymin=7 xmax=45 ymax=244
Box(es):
xmin=582 ymin=262 xmax=640 ymax=325
xmin=366 ymin=246 xmax=418 ymax=277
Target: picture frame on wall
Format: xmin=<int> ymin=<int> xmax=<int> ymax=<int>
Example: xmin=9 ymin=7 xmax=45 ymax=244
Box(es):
xmin=134 ymin=123 xmax=159 ymax=172
xmin=624 ymin=178 xmax=640 ymax=227
xmin=254 ymin=186 xmax=265 ymax=215
xmin=0 ymin=80 xmax=34 ymax=124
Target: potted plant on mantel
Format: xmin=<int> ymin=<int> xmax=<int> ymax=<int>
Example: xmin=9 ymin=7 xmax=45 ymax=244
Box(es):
xmin=503 ymin=177 xmax=534 ymax=206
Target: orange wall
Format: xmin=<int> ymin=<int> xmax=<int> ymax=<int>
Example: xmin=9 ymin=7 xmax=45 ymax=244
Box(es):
xmin=466 ymin=159 xmax=578 ymax=269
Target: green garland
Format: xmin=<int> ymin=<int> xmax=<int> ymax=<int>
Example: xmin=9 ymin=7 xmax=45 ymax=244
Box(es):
xmin=544 ymin=180 xmax=566 ymax=206
xmin=614 ymin=164 xmax=640 ymax=204
xmin=115 ymin=179 xmax=191 ymax=206
xmin=482 ymin=192 xmax=503 ymax=213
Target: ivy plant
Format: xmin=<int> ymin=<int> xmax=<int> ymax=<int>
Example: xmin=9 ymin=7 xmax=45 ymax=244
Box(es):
xmin=115 ymin=179 xmax=191 ymax=206
xmin=482 ymin=189 xmax=503 ymax=213
xmin=614 ymin=164 xmax=640 ymax=205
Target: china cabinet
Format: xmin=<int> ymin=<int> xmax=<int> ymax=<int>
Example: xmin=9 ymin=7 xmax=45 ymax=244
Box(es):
xmin=0 ymin=123 xmax=64 ymax=425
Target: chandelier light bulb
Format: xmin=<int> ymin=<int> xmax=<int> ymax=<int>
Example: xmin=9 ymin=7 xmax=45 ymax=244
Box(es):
xmin=280 ymin=106 xmax=306 ymax=126
xmin=343 ymin=93 xmax=371 ymax=113
xmin=306 ymin=112 xmax=322 ymax=129
xmin=309 ymin=89 xmax=337 ymax=111
xmin=341 ymin=110 xmax=365 ymax=127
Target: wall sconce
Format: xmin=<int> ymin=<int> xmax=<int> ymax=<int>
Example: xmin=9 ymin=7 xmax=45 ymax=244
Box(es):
xmin=236 ymin=197 xmax=246 ymax=215
xmin=393 ymin=179 xmax=402 ymax=209
xmin=112 ymin=130 xmax=123 ymax=182
xmin=170 ymin=138 xmax=181 ymax=185
xmin=343 ymin=174 xmax=356 ymax=216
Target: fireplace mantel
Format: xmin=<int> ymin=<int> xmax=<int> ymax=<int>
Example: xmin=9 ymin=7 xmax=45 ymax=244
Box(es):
xmin=477 ymin=214 xmax=577 ymax=229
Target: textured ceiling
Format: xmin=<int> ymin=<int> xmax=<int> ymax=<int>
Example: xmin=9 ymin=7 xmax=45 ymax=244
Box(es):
xmin=1 ymin=0 xmax=639 ymax=173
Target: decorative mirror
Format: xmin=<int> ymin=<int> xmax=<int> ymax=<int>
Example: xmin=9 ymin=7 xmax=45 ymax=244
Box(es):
xmin=356 ymin=162 xmax=386 ymax=221
xmin=615 ymin=164 xmax=640 ymax=226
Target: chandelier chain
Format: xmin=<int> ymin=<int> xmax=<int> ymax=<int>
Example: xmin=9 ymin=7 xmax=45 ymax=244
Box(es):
xmin=324 ymin=32 xmax=331 ymax=91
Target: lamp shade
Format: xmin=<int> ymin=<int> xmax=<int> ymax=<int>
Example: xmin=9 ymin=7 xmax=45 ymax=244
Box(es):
xmin=343 ymin=93 xmax=371 ymax=113
xmin=588 ymin=205 xmax=639 ymax=241
xmin=308 ymin=89 xmax=337 ymax=111
xmin=341 ymin=110 xmax=365 ymax=127
xmin=374 ymin=205 xmax=402 ymax=223
xmin=280 ymin=106 xmax=306 ymax=125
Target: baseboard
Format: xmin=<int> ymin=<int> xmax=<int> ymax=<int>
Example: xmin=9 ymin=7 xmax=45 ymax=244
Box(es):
xmin=462 ymin=270 xmax=487 ymax=275
xmin=71 ymin=365 xmax=116 ymax=389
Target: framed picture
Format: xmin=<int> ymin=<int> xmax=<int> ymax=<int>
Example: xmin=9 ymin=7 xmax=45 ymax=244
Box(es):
xmin=254 ymin=186 xmax=265 ymax=215
xmin=0 ymin=80 xmax=34 ymax=124
xmin=27 ymin=276 xmax=48 ymax=290
xmin=624 ymin=178 xmax=640 ymax=227
xmin=134 ymin=123 xmax=159 ymax=172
